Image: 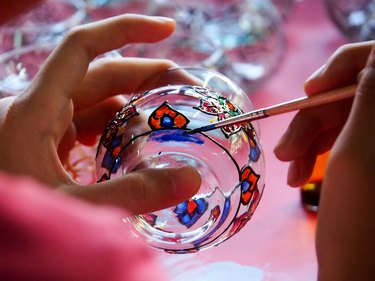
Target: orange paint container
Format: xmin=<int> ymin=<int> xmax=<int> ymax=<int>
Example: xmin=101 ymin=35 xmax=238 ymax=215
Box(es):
xmin=301 ymin=151 xmax=330 ymax=212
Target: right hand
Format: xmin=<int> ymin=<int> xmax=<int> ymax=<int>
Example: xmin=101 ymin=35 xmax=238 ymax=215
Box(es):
xmin=274 ymin=41 xmax=374 ymax=187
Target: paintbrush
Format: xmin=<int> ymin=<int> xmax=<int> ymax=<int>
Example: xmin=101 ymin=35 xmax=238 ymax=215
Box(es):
xmin=185 ymin=84 xmax=357 ymax=134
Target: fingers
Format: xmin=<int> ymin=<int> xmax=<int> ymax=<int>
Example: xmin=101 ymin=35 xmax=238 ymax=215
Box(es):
xmin=73 ymin=96 xmax=126 ymax=146
xmin=274 ymin=99 xmax=352 ymax=161
xmin=278 ymin=124 xmax=345 ymax=186
xmin=341 ymin=43 xmax=375 ymax=142
xmin=304 ymin=41 xmax=373 ymax=95
xmin=23 ymin=14 xmax=176 ymax=117
xmin=73 ymin=57 xmax=177 ymax=110
xmin=286 ymin=151 xmax=317 ymax=187
xmin=274 ymin=98 xmax=352 ymax=186
xmin=315 ymin=45 xmax=375 ymax=279
xmin=357 ymin=43 xmax=375 ymax=102
xmin=71 ymin=57 xmax=178 ymax=145
xmin=60 ymin=167 xmax=201 ymax=215
xmin=273 ymin=41 xmax=373 ymax=186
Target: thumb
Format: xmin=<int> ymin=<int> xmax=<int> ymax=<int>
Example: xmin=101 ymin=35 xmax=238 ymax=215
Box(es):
xmin=315 ymin=44 xmax=375 ymax=278
xmin=356 ymin=43 xmax=375 ymax=104
xmin=60 ymin=166 xmax=201 ymax=215
xmin=342 ymin=43 xmax=375 ymax=142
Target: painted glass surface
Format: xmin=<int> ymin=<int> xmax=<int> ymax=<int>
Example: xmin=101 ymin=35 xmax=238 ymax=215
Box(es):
xmin=96 ymin=69 xmax=265 ymax=254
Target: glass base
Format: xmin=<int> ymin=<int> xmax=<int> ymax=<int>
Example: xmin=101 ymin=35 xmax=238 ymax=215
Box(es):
xmin=301 ymin=182 xmax=321 ymax=212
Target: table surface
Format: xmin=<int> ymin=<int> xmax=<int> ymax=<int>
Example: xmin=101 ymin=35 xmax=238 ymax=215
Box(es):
xmin=0 ymin=1 xmax=349 ymax=280
xmin=154 ymin=1 xmax=347 ymax=280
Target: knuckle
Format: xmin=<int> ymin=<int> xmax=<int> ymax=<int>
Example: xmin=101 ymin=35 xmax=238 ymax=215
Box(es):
xmin=159 ymin=59 xmax=178 ymax=68
xmin=334 ymin=43 xmax=355 ymax=58
xmin=64 ymin=26 xmax=83 ymax=42
xmin=328 ymin=43 xmax=358 ymax=67
xmin=122 ymin=173 xmax=149 ymax=211
xmin=63 ymin=25 xmax=91 ymax=50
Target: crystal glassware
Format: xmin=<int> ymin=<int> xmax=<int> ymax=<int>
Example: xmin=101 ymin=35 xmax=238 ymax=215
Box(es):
xmin=271 ymin=0 xmax=296 ymax=21
xmin=0 ymin=0 xmax=86 ymax=53
xmin=96 ymin=67 xmax=265 ymax=253
xmin=126 ymin=0 xmax=285 ymax=94
xmin=0 ymin=42 xmax=120 ymax=98
xmin=0 ymin=43 xmax=56 ymax=97
xmin=325 ymin=0 xmax=375 ymax=42
xmin=201 ymin=0 xmax=286 ymax=93
xmin=84 ymin=0 xmax=149 ymax=21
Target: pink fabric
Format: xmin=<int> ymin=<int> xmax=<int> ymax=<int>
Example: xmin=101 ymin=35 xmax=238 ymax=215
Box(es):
xmin=0 ymin=172 xmax=166 ymax=281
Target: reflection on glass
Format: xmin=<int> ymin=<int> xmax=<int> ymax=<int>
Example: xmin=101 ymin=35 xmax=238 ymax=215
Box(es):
xmin=96 ymin=68 xmax=265 ymax=253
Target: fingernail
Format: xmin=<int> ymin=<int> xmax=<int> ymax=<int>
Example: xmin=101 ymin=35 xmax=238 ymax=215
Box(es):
xmin=305 ymin=64 xmax=326 ymax=83
xmin=356 ymin=68 xmax=365 ymax=83
xmin=287 ymin=161 xmax=302 ymax=187
xmin=151 ymin=16 xmax=175 ymax=23
xmin=357 ymin=44 xmax=375 ymax=84
xmin=365 ymin=43 xmax=375 ymax=69
xmin=273 ymin=130 xmax=293 ymax=160
xmin=170 ymin=167 xmax=201 ymax=200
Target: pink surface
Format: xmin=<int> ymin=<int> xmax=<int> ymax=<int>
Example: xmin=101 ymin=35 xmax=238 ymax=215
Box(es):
xmin=0 ymin=172 xmax=166 ymax=281
xmin=157 ymin=1 xmax=347 ymax=280
xmin=0 ymin=1 xmax=348 ymax=280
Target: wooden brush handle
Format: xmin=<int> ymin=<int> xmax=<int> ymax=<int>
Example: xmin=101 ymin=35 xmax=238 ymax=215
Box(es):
xmin=265 ymin=84 xmax=357 ymax=116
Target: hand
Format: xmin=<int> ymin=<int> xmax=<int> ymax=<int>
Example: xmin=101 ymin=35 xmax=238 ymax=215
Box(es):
xmin=274 ymin=41 xmax=374 ymax=186
xmin=273 ymin=40 xmax=375 ymax=279
xmin=0 ymin=14 xmax=201 ymax=214
xmin=315 ymin=43 xmax=375 ymax=281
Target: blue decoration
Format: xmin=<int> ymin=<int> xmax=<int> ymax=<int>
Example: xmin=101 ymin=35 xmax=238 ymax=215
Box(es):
xmin=174 ymin=198 xmax=208 ymax=228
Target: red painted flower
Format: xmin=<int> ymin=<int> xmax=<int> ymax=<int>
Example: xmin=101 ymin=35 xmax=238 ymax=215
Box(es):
xmin=240 ymin=166 xmax=260 ymax=205
xmin=148 ymin=101 xmax=190 ymax=130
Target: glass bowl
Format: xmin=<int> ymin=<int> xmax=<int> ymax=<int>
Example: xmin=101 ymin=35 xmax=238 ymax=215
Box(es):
xmin=95 ymin=67 xmax=265 ymax=253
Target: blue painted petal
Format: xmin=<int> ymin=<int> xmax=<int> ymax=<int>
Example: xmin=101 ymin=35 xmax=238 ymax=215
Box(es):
xmin=241 ymin=180 xmax=251 ymax=193
xmin=196 ymin=198 xmax=208 ymax=214
xmin=174 ymin=201 xmax=188 ymax=214
xmin=161 ymin=115 xmax=174 ymax=127
xmin=149 ymin=129 xmax=204 ymax=145
xmin=249 ymin=145 xmax=261 ymax=162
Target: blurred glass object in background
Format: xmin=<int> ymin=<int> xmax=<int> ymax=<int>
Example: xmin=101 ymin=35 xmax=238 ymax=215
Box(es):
xmin=121 ymin=0 xmax=286 ymax=95
xmin=271 ymin=0 xmax=296 ymax=21
xmin=202 ymin=0 xmax=285 ymax=94
xmin=325 ymin=0 xmax=375 ymax=42
xmin=0 ymin=41 xmax=120 ymax=98
xmin=84 ymin=0 xmax=148 ymax=21
xmin=0 ymin=0 xmax=86 ymax=53
xmin=0 ymin=43 xmax=56 ymax=97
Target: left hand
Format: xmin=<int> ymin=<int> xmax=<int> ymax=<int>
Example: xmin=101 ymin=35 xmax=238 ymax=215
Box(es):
xmin=0 ymin=14 xmax=201 ymax=214
xmin=274 ymin=41 xmax=373 ymax=186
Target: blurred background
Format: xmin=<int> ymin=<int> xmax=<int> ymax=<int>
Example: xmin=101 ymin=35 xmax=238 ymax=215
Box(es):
xmin=0 ymin=1 xmax=373 ymax=280
xmin=2 ymin=0 xmax=373 ymax=98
